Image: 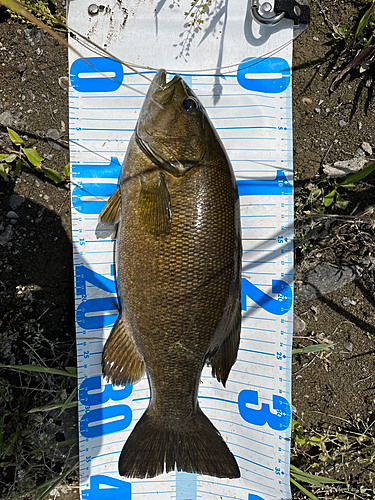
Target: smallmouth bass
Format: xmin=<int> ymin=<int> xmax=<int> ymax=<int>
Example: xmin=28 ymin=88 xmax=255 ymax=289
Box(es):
xmin=100 ymin=69 xmax=242 ymax=479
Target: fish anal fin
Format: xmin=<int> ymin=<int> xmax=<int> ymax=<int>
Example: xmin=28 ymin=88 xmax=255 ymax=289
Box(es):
xmin=99 ymin=186 xmax=120 ymax=225
xmin=138 ymin=172 xmax=171 ymax=236
xmin=206 ymin=298 xmax=241 ymax=387
xmin=102 ymin=313 xmax=145 ymax=386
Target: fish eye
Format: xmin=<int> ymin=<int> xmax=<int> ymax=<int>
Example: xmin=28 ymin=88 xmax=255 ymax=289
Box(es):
xmin=181 ymin=98 xmax=198 ymax=112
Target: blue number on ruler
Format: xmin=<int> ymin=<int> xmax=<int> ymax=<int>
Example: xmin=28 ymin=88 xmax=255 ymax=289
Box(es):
xmin=72 ymin=157 xmax=121 ymax=179
xmin=79 ymin=376 xmax=132 ymax=406
xmin=71 ymin=183 xmax=118 ymax=214
xmin=249 ymin=495 xmax=265 ymax=500
xmin=70 ymin=57 xmax=124 ymax=93
xmin=82 ymin=475 xmax=131 ymax=500
xmin=237 ymin=57 xmax=291 ymax=94
xmin=76 ymin=297 xmax=119 ymax=330
xmin=237 ymin=171 xmax=292 ymax=196
xmin=80 ymin=405 xmax=132 ymax=438
xmin=238 ymin=390 xmax=291 ymax=431
xmin=241 ymin=278 xmax=292 ymax=315
xmin=76 ymin=265 xmax=117 ymax=298
xmin=79 ymin=376 xmax=132 ymax=438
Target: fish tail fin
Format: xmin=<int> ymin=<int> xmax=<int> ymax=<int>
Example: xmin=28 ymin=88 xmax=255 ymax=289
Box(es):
xmin=118 ymin=406 xmax=240 ymax=479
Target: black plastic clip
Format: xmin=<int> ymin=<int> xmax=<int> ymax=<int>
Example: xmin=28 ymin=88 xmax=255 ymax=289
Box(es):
xmin=274 ymin=0 xmax=310 ymax=26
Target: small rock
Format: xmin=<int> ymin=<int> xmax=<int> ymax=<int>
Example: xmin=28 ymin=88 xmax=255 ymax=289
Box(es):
xmin=0 ymin=111 xmax=14 ymax=127
xmin=325 ymin=108 xmax=330 ymax=113
xmin=9 ymin=194 xmax=25 ymax=210
xmin=46 ymin=128 xmax=62 ymax=151
xmin=46 ymin=128 xmax=59 ymax=140
xmin=354 ymin=147 xmax=366 ymax=157
xmin=24 ymin=28 xmax=42 ymax=45
xmin=301 ymin=97 xmax=313 ymax=105
xmin=58 ymin=76 xmax=69 ymax=91
xmin=6 ymin=211 xmax=19 ymax=219
xmin=339 ymin=119 xmax=347 ymax=127
xmin=293 ymin=314 xmax=306 ymax=334
xmin=358 ymin=121 xmax=363 ymax=131
xmin=314 ymin=108 xmax=321 ymax=114
xmin=361 ymin=142 xmax=373 ymax=155
xmin=294 ymin=258 xmax=375 ymax=303
xmin=343 ymin=342 xmax=353 ymax=352
xmin=0 ymin=225 xmax=14 ymax=246
xmin=323 ymin=158 xmax=367 ymax=178
xmin=341 ymin=297 xmax=351 ymax=307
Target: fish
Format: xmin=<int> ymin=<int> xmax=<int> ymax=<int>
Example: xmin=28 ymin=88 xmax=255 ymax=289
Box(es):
xmin=99 ymin=69 xmax=242 ymax=480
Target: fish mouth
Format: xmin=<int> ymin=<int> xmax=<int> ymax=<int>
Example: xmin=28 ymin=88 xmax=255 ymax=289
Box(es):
xmin=153 ymin=69 xmax=167 ymax=89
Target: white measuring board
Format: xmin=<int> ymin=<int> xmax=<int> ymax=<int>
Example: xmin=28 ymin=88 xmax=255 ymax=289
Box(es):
xmin=68 ymin=1 xmax=294 ymax=498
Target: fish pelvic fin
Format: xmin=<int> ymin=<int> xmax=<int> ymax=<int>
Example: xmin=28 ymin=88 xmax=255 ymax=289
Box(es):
xmin=118 ymin=406 xmax=240 ymax=479
xmin=206 ymin=298 xmax=241 ymax=387
xmin=139 ymin=171 xmax=171 ymax=236
xmin=102 ymin=314 xmax=145 ymax=386
xmin=99 ymin=186 xmax=120 ymax=224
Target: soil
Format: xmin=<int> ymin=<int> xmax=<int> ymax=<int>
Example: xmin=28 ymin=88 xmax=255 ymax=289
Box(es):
xmin=1 ymin=0 xmax=375 ymax=498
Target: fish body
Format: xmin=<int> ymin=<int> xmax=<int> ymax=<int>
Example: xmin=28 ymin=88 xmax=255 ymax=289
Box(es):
xmin=100 ymin=70 xmax=242 ymax=479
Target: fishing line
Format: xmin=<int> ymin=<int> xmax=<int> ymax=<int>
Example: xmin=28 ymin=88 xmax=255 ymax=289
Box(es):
xmin=68 ymin=138 xmax=289 ymax=173
xmin=69 ymin=26 xmax=296 ymax=77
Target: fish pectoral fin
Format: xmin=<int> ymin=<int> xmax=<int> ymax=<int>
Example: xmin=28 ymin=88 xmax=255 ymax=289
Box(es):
xmin=206 ymin=298 xmax=241 ymax=387
xmin=139 ymin=172 xmax=171 ymax=236
xmin=102 ymin=313 xmax=145 ymax=386
xmin=99 ymin=186 xmax=120 ymax=225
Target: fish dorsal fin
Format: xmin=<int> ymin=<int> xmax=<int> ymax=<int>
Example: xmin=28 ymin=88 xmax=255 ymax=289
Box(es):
xmin=102 ymin=313 xmax=146 ymax=386
xmin=139 ymin=172 xmax=171 ymax=236
xmin=99 ymin=186 xmax=120 ymax=225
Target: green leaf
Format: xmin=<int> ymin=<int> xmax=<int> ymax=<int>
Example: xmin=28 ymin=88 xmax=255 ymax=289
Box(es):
xmin=323 ymin=188 xmax=336 ymax=207
xmin=23 ymin=148 xmax=43 ymax=167
xmin=64 ymin=366 xmax=77 ymax=376
xmin=290 ymin=477 xmax=319 ymax=499
xmin=7 ymin=127 xmax=23 ymax=145
xmin=355 ymin=0 xmax=375 ymax=38
xmin=335 ymin=193 xmax=345 ymax=208
xmin=28 ymin=400 xmax=78 ymax=414
xmin=0 ymin=163 xmax=9 ymax=179
xmin=0 ymin=154 xmax=9 ymax=160
xmin=1 ymin=422 xmax=20 ymax=459
xmin=290 ymin=465 xmax=344 ymax=485
xmin=339 ymin=161 xmax=375 ymax=186
xmin=13 ymin=160 xmax=22 ymax=177
xmin=292 ymin=343 xmax=332 ymax=355
xmin=4 ymin=153 xmax=17 ymax=163
xmin=42 ymin=167 xmax=62 ymax=183
xmin=0 ymin=363 xmax=77 ymax=377
xmin=58 ymin=386 xmax=78 ymax=417
xmin=41 ymin=166 xmax=62 ymax=184
xmin=63 ymin=162 xmax=70 ymax=178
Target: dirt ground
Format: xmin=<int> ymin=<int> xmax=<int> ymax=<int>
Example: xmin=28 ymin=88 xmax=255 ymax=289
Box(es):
xmin=0 ymin=0 xmax=375 ymax=498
